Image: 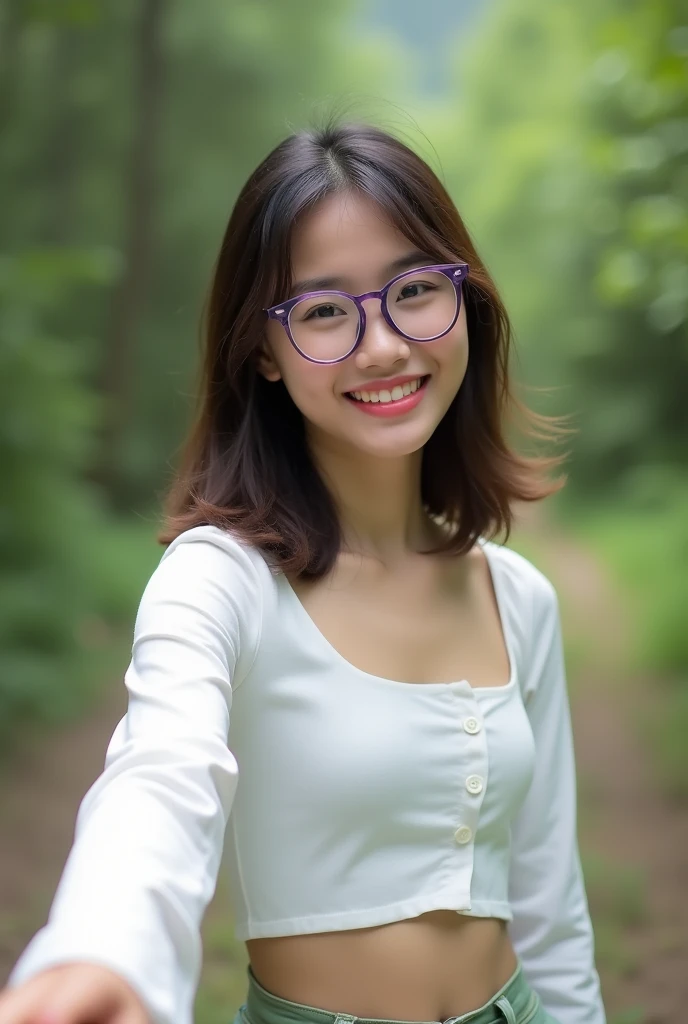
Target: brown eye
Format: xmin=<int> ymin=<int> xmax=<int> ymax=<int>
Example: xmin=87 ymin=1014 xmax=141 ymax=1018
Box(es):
xmin=397 ymin=282 xmax=433 ymax=301
xmin=303 ymin=303 xmax=345 ymax=320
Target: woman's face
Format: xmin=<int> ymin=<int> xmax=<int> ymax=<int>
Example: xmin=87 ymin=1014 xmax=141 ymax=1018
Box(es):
xmin=260 ymin=190 xmax=469 ymax=461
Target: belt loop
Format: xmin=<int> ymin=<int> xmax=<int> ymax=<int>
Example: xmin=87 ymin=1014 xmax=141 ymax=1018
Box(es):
xmin=495 ymin=996 xmax=517 ymax=1024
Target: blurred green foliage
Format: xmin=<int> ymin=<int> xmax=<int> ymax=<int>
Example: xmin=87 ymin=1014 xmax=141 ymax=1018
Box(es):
xmin=1 ymin=0 xmax=686 ymax=1017
xmin=576 ymin=487 xmax=688 ymax=797
xmin=0 ymin=245 xmax=106 ymax=743
xmin=1 ymin=0 xmax=685 ymax=773
xmin=0 ymin=0 xmax=402 ymax=747
xmin=436 ymin=0 xmax=687 ymax=499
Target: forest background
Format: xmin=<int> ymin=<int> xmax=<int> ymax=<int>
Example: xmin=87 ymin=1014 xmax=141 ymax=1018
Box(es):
xmin=1 ymin=1 xmax=686 ymax=1022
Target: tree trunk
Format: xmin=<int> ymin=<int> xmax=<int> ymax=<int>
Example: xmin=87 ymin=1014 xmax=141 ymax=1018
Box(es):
xmin=94 ymin=0 xmax=165 ymax=504
xmin=0 ymin=0 xmax=22 ymax=138
xmin=0 ymin=0 xmax=25 ymax=246
xmin=41 ymin=26 xmax=80 ymax=246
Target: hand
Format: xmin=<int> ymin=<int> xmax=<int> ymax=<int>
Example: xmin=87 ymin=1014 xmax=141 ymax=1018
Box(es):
xmin=0 ymin=962 xmax=151 ymax=1024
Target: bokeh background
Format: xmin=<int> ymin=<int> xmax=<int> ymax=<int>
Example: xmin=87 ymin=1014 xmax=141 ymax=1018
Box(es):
xmin=1 ymin=1 xmax=687 ymax=1022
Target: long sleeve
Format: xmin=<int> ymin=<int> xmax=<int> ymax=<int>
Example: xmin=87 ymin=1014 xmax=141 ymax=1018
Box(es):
xmin=507 ymin=576 xmax=606 ymax=1024
xmin=7 ymin=527 xmax=262 ymax=1024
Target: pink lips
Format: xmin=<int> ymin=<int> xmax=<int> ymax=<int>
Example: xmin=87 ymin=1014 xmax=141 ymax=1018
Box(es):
xmin=344 ymin=376 xmax=429 ymax=417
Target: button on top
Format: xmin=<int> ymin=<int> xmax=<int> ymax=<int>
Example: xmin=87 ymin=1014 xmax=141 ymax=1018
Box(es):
xmin=463 ymin=717 xmax=481 ymax=735
xmin=454 ymin=825 xmax=473 ymax=845
xmin=466 ymin=774 xmax=484 ymax=795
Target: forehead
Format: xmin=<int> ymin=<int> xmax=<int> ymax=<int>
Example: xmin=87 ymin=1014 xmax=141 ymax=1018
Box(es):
xmin=289 ymin=191 xmax=411 ymax=271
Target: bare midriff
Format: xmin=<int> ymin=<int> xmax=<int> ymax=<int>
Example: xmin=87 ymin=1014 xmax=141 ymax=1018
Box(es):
xmin=246 ymin=911 xmax=518 ymax=1021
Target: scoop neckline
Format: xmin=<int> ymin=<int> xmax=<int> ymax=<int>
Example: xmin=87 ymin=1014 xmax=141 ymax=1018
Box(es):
xmin=278 ymin=537 xmax=517 ymax=694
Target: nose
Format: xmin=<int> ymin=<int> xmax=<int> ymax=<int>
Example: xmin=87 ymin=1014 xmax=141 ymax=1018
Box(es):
xmin=353 ymin=300 xmax=410 ymax=370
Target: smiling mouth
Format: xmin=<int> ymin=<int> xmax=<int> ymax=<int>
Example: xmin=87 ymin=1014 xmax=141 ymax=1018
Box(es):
xmin=345 ymin=376 xmax=429 ymax=404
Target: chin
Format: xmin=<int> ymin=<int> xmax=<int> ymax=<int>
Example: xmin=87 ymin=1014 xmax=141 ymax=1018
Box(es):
xmin=348 ymin=425 xmax=434 ymax=460
xmin=305 ymin=406 xmax=441 ymax=460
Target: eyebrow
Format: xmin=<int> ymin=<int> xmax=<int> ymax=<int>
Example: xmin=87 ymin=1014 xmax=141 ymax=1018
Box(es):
xmin=289 ymin=249 xmax=436 ymax=297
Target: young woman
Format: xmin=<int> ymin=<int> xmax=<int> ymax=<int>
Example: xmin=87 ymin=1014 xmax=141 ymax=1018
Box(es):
xmin=2 ymin=120 xmax=606 ymax=1024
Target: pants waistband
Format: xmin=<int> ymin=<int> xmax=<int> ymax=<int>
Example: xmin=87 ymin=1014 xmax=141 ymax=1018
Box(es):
xmin=242 ymin=957 xmax=538 ymax=1024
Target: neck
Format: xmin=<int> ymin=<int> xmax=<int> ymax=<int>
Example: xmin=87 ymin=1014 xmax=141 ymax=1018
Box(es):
xmin=309 ymin=433 xmax=435 ymax=565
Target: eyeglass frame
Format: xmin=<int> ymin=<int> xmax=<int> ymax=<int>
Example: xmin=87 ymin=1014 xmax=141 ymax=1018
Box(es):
xmin=263 ymin=262 xmax=470 ymax=365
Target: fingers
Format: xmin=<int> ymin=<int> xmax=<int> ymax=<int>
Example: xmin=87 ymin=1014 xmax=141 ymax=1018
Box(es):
xmin=0 ymin=971 xmax=57 ymax=1024
xmin=111 ymin=1004 xmax=150 ymax=1024
xmin=35 ymin=968 xmax=119 ymax=1024
xmin=0 ymin=964 xmax=150 ymax=1024
xmin=36 ymin=966 xmax=148 ymax=1024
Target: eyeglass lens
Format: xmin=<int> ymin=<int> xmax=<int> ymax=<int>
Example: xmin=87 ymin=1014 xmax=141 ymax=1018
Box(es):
xmin=288 ymin=269 xmax=458 ymax=362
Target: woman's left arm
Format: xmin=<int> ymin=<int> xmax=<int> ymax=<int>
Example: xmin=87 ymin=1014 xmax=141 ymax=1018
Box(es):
xmin=507 ymin=575 xmax=607 ymax=1024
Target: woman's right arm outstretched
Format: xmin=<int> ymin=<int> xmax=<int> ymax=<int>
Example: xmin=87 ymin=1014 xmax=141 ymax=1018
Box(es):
xmin=0 ymin=527 xmax=262 ymax=1024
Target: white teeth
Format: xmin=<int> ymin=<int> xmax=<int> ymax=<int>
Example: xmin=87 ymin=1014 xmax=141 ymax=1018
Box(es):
xmin=347 ymin=377 xmax=425 ymax=403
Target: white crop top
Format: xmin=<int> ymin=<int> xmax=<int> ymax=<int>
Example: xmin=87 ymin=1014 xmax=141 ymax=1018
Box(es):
xmin=8 ymin=524 xmax=606 ymax=1024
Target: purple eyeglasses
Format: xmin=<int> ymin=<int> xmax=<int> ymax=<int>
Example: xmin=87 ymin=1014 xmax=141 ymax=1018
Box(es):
xmin=263 ymin=262 xmax=470 ymax=364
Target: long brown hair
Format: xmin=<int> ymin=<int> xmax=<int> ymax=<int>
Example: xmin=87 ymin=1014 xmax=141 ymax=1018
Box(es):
xmin=158 ymin=116 xmax=571 ymax=578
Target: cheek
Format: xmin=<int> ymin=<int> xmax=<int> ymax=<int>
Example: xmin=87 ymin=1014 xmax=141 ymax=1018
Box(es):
xmin=430 ymin=319 xmax=469 ymax=378
xmin=278 ymin=351 xmax=342 ymax=416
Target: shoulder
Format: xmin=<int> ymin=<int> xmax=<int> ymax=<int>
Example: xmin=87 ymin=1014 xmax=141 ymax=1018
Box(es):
xmin=144 ymin=524 xmax=271 ymax=632
xmin=479 ymin=537 xmax=562 ymax=695
xmin=480 ymin=536 xmax=558 ymax=614
xmin=157 ymin=524 xmax=270 ymax=591
xmin=133 ymin=525 xmax=274 ymax=686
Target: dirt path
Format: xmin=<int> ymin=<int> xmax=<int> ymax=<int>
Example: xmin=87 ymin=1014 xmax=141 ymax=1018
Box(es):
xmin=573 ymin=677 xmax=688 ymax=1022
xmin=1 ymin=520 xmax=686 ymax=1023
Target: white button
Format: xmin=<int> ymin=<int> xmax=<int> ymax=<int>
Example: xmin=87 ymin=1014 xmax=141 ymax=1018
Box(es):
xmin=463 ymin=717 xmax=481 ymax=734
xmin=466 ymin=774 xmax=484 ymax=795
xmin=454 ymin=825 xmax=473 ymax=845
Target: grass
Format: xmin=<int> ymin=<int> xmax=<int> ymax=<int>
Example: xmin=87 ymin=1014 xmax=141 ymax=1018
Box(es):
xmin=582 ymin=851 xmax=648 ymax=983
xmin=0 ymin=513 xmax=162 ymax=769
xmin=583 ymin=853 xmax=648 ymax=930
xmin=570 ymin=501 xmax=688 ymax=802
xmin=608 ymin=1009 xmax=646 ymax=1024
xmin=196 ymin=875 xmax=249 ymax=1024
xmin=641 ymin=684 xmax=688 ymax=801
